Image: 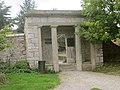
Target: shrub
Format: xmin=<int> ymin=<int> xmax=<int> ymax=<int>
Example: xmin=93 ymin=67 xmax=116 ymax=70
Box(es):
xmin=46 ymin=69 xmax=55 ymax=74
xmin=0 ymin=60 xmax=36 ymax=73
xmin=0 ymin=73 xmax=6 ymax=84
xmin=14 ymin=60 xmax=37 ymax=73
xmin=90 ymin=88 xmax=101 ymax=90
xmin=14 ymin=60 xmax=30 ymax=69
xmin=0 ymin=62 xmax=15 ymax=73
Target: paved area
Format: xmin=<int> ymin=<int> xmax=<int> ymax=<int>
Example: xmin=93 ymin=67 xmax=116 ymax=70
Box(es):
xmin=54 ymin=71 xmax=120 ymax=90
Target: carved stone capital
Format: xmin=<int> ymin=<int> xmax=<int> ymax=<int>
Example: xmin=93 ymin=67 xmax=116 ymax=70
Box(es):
xmin=38 ymin=25 xmax=43 ymax=28
xmin=74 ymin=24 xmax=79 ymax=28
xmin=50 ymin=25 xmax=58 ymax=28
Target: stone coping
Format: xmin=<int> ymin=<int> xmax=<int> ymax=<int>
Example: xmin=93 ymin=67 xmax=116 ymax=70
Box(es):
xmin=6 ymin=33 xmax=25 ymax=38
xmin=25 ymin=10 xmax=83 ymax=17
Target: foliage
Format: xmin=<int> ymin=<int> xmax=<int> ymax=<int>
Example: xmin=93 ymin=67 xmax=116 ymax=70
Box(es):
xmin=93 ymin=64 xmax=120 ymax=75
xmin=90 ymin=87 xmax=101 ymax=90
xmin=0 ymin=73 xmax=6 ymax=84
xmin=58 ymin=34 xmax=66 ymax=52
xmin=0 ymin=25 xmax=13 ymax=51
xmin=0 ymin=62 xmax=13 ymax=73
xmin=14 ymin=60 xmax=34 ymax=73
xmin=15 ymin=0 xmax=36 ymax=33
xmin=0 ymin=60 xmax=34 ymax=73
xmin=0 ymin=73 xmax=60 ymax=90
xmin=14 ymin=60 xmax=30 ymax=69
xmin=0 ymin=0 xmax=12 ymax=30
xmin=78 ymin=0 xmax=120 ymax=42
xmin=46 ymin=69 xmax=56 ymax=74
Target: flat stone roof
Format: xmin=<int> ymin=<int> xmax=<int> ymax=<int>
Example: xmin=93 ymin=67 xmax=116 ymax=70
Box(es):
xmin=25 ymin=10 xmax=83 ymax=17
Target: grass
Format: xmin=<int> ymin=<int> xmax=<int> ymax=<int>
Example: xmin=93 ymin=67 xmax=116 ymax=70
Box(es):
xmin=0 ymin=73 xmax=60 ymax=90
xmin=93 ymin=64 xmax=120 ymax=75
xmin=90 ymin=87 xmax=101 ymax=90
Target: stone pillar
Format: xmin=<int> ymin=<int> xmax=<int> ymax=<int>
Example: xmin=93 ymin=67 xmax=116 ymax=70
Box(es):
xmin=51 ymin=25 xmax=59 ymax=72
xmin=26 ymin=25 xmax=39 ymax=68
xmin=65 ymin=36 xmax=68 ymax=63
xmin=75 ymin=26 xmax=82 ymax=71
xmin=90 ymin=42 xmax=96 ymax=69
xmin=38 ymin=26 xmax=42 ymax=61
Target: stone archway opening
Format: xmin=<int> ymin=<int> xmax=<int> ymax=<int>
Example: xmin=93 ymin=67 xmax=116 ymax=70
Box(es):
xmin=57 ymin=26 xmax=76 ymax=71
xmin=57 ymin=34 xmax=67 ymax=64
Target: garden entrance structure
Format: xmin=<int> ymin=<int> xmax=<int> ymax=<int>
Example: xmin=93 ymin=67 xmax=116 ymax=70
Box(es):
xmin=24 ymin=10 xmax=103 ymax=72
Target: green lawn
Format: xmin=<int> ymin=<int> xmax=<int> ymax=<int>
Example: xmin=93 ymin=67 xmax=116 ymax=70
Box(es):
xmin=0 ymin=73 xmax=60 ymax=90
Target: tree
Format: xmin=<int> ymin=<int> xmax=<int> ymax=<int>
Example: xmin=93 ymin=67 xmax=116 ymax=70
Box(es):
xmin=0 ymin=25 xmax=13 ymax=51
xmin=0 ymin=0 xmax=12 ymax=30
xmin=16 ymin=0 xmax=36 ymax=33
xmin=0 ymin=0 xmax=13 ymax=50
xmin=78 ymin=0 xmax=120 ymax=42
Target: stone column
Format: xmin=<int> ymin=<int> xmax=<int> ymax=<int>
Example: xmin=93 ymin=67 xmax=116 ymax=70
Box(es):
xmin=51 ymin=25 xmax=59 ymax=72
xmin=75 ymin=26 xmax=82 ymax=71
xmin=90 ymin=42 xmax=96 ymax=69
xmin=65 ymin=36 xmax=68 ymax=63
xmin=38 ymin=26 xmax=42 ymax=61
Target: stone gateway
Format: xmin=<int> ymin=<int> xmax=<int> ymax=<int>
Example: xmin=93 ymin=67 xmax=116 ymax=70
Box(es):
xmin=24 ymin=10 xmax=103 ymax=72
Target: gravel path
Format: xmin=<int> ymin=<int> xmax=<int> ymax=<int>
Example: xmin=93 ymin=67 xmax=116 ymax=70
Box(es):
xmin=54 ymin=71 xmax=120 ymax=90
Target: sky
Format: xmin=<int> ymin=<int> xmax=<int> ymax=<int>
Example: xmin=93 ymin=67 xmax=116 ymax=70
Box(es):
xmin=4 ymin=0 xmax=82 ymax=17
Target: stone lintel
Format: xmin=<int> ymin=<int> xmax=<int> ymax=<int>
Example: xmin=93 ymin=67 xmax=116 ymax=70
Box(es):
xmin=28 ymin=22 xmax=81 ymax=27
xmin=50 ymin=25 xmax=58 ymax=28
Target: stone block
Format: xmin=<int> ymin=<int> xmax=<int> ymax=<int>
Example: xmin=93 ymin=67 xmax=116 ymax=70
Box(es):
xmin=27 ymin=57 xmax=39 ymax=61
xmin=28 ymin=52 xmax=34 ymax=58
xmin=99 ymin=57 xmax=103 ymax=62
xmin=40 ymin=18 xmax=48 ymax=22
xmin=97 ymin=53 xmax=103 ymax=57
xmin=71 ymin=18 xmax=83 ymax=22
xmin=34 ymin=43 xmax=39 ymax=47
xmin=33 ymin=52 xmax=39 ymax=57
xmin=33 ymin=18 xmax=40 ymax=23
xmin=28 ymin=44 xmax=35 ymax=48
xmin=46 ymin=64 xmax=54 ymax=71
xmin=31 ymin=38 xmax=38 ymax=43
xmin=28 ymin=28 xmax=38 ymax=34
xmin=28 ymin=34 xmax=35 ymax=38
xmin=27 ymin=48 xmax=39 ymax=52
xmin=27 ymin=17 xmax=33 ymax=23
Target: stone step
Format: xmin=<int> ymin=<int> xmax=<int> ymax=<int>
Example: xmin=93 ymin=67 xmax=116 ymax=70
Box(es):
xmin=59 ymin=63 xmax=76 ymax=71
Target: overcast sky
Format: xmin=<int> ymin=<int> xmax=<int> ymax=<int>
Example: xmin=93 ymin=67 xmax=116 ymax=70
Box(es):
xmin=4 ymin=0 xmax=82 ymax=17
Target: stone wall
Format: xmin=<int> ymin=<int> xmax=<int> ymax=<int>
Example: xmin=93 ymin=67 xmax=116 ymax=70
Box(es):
xmin=81 ymin=38 xmax=91 ymax=62
xmin=95 ymin=42 xmax=103 ymax=66
xmin=0 ymin=34 xmax=26 ymax=64
xmin=82 ymin=41 xmax=103 ymax=70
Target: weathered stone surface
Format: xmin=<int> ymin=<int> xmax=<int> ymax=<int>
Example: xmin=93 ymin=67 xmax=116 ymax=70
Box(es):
xmin=0 ymin=10 xmax=104 ymax=71
xmin=24 ymin=10 xmax=104 ymax=70
xmin=0 ymin=34 xmax=26 ymax=63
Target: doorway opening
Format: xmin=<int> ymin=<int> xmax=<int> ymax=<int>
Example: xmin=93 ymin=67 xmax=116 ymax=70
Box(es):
xmin=57 ymin=34 xmax=67 ymax=64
